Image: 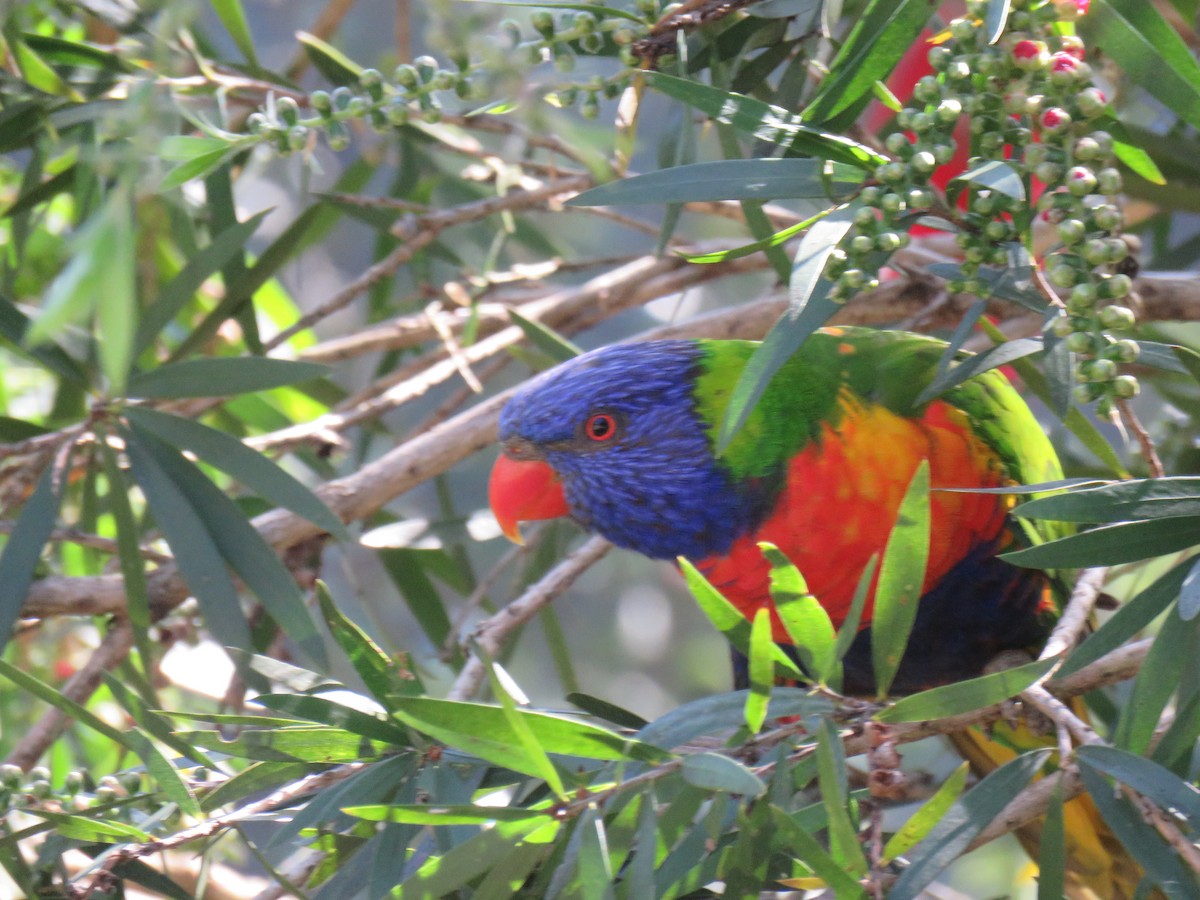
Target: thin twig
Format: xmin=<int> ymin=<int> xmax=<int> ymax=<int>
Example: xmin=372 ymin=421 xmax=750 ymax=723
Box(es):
xmin=1116 ymin=399 xmax=1166 ymax=478
xmin=448 ymin=535 xmax=612 ymax=701
xmin=1041 ymin=567 xmax=1108 ymax=662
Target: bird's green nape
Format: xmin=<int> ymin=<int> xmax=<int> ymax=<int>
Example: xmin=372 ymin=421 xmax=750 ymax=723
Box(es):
xmin=692 ymin=339 xmax=837 ymax=482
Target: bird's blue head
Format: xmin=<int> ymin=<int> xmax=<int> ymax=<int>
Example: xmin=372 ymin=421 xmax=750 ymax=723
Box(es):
xmin=492 ymin=341 xmax=763 ymax=560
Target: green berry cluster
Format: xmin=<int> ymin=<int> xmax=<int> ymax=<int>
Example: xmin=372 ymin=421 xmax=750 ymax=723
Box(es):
xmin=827 ymin=0 xmax=1137 ymax=409
xmin=0 ymin=763 xmax=148 ymax=815
xmin=245 ymin=6 xmax=655 ymax=151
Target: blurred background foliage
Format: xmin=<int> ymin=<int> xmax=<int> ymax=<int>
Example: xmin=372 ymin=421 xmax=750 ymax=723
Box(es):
xmin=2 ymin=0 xmax=1200 ymax=897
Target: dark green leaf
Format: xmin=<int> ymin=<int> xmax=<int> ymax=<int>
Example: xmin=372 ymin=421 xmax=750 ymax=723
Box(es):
xmin=1077 ymin=745 xmax=1200 ymax=824
xmin=1002 ymin=517 xmax=1200 ymax=568
xmin=949 ymin=160 xmax=1025 ymax=202
xmin=398 ymin=817 xmax=557 ymax=898
xmin=127 ymin=357 xmax=328 ymax=398
xmin=566 ymin=692 xmax=649 ymax=730
xmin=1015 ymin=476 xmax=1200 ymax=523
xmin=317 ymin=583 xmax=424 ymax=705
xmin=915 ymin=338 xmax=1042 ymax=406
xmin=253 ymin=693 xmax=409 ymax=744
xmin=0 ymin=294 xmax=87 ymax=384
xmin=770 ymin=806 xmax=868 ymax=898
xmin=1057 ymin=558 xmax=1192 ymax=677
xmin=1077 ymin=762 xmax=1197 ymax=898
xmin=0 ymin=459 xmax=68 ymax=654
xmin=817 ymin=717 xmax=868 ymax=874
xmin=211 ymin=0 xmax=259 ymax=66
xmin=1084 ymin=1 xmax=1200 ymax=132
xmin=872 ymin=460 xmax=931 ymax=698
xmin=875 ymin=656 xmax=1057 ymax=723
xmin=645 ymin=72 xmax=887 ymax=168
xmin=1114 ymin=607 xmax=1200 ymax=754
xmin=507 ymin=308 xmax=581 ymax=362
xmin=1181 ymin=556 xmax=1200 ymax=621
xmin=297 ymin=31 xmax=363 ymax=85
xmin=801 ymin=0 xmax=931 ymax=128
xmin=1037 ymin=782 xmax=1066 ymax=900
xmin=124 ymin=406 xmax=348 ymax=540
xmin=889 ymin=750 xmax=1051 ymax=900
xmin=126 ymin=424 xmax=326 ymax=665
xmin=567 ymin=159 xmax=861 ymax=206
xmin=681 ymin=752 xmax=766 ymax=797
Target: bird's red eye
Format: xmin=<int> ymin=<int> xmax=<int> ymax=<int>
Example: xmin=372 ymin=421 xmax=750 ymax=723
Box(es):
xmin=585 ymin=413 xmax=617 ymax=442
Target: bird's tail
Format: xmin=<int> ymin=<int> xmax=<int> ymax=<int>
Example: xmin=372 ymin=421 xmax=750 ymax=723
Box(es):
xmin=948 ymin=713 xmax=1144 ymax=900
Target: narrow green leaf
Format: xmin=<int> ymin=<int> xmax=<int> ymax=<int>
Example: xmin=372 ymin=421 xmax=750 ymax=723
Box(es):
xmin=566 ymin=692 xmax=649 ymax=730
xmin=949 ymin=160 xmax=1025 ymax=202
xmin=123 ymin=427 xmax=253 ymax=655
xmin=136 ymin=209 xmax=268 ymax=354
xmin=817 ymin=717 xmax=868 ymax=874
xmin=985 ymin=0 xmax=1011 ymax=43
xmin=636 ymin=687 xmax=826 ymax=751
xmin=576 ymin=807 xmax=616 ymax=900
xmin=27 ymin=811 xmax=150 ymax=843
xmin=834 ymin=555 xmax=877 ymax=665
xmin=1084 ymin=0 xmax=1200 ymax=133
xmin=770 ymin=806 xmax=868 ymax=899
xmin=297 ymin=31 xmax=364 ymax=85
xmin=682 ymin=205 xmax=838 ymax=265
xmin=883 ymin=763 xmax=969 ymax=863
xmin=317 ymin=583 xmax=423 ymax=705
xmin=0 ymin=658 xmax=198 ymax=815
xmin=0 ymin=294 xmax=87 ymax=384
xmin=761 ymin=543 xmax=837 ymax=684
xmin=345 ymin=803 xmax=550 ymax=825
xmin=98 ymin=435 xmax=150 ymax=633
xmin=681 ymin=752 xmax=766 ymax=797
xmin=1037 ymin=781 xmax=1067 ymax=900
xmin=1015 ymin=476 xmax=1200 ymax=523
xmin=179 ymin=725 xmax=387 ymax=762
xmin=1112 ymin=136 xmax=1167 ymax=185
xmin=872 ymin=460 xmax=931 ymax=698
xmin=716 ymin=204 xmax=855 ymax=451
xmin=485 ymin=654 xmax=567 ymax=799
xmin=567 ymin=159 xmax=861 ymax=207
xmin=253 ymin=693 xmax=410 ymax=744
xmin=915 ymin=338 xmax=1042 ymax=406
xmin=890 ymin=750 xmax=1051 ymax=900
xmin=745 ymin=607 xmax=775 ymax=733
xmin=211 ymin=0 xmax=259 ymax=66
xmin=801 ymin=0 xmax=931 ymax=128
xmin=124 ymin=406 xmax=348 ymax=540
xmin=398 ymin=817 xmax=557 ymax=898
xmin=678 ymin=558 xmax=803 ymax=679
xmin=1181 ymin=556 xmax=1200 ymax=621
xmin=0 ymin=458 xmax=67 ymax=653
xmin=1002 ymin=517 xmax=1200 ymax=568
xmin=127 ymin=357 xmax=328 ymax=399
xmin=1113 ymin=607 xmax=1200 ymax=754
xmin=507 ymin=308 xmax=582 ymax=362
xmin=388 ymin=696 xmax=667 ymax=768
xmin=127 ymin=424 xmax=326 ymax=665
xmin=1077 ymin=745 xmax=1200 ymax=824
xmin=1077 ymin=762 xmax=1197 ymax=898
xmin=875 ymin=656 xmax=1058 ymax=723
xmin=645 ymin=72 xmax=887 ymax=168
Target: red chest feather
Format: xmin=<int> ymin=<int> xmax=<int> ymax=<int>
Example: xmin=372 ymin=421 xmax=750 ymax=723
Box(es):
xmin=694 ymin=395 xmax=1013 ymax=641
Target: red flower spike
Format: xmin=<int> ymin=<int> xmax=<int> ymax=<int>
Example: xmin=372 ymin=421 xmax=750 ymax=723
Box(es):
xmin=489 ymin=453 xmax=570 ymax=544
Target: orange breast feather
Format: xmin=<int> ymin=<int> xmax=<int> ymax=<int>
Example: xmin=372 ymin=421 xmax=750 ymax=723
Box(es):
xmin=695 ymin=393 xmax=1013 ymax=642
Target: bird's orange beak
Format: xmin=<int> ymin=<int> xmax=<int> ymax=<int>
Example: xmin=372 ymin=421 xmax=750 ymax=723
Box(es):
xmin=488 ymin=453 xmax=569 ymax=544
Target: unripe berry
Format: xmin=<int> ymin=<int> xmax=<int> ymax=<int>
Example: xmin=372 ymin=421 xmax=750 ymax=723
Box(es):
xmin=947 ymin=60 xmax=972 ymax=81
xmin=880 ymin=192 xmax=905 ymax=215
xmin=275 ymin=96 xmax=299 ymax=126
xmin=1098 ymin=305 xmax=1136 ymax=329
xmin=1074 ymin=383 xmax=1105 ymax=403
xmin=840 ymin=269 xmax=865 ymax=289
xmin=910 ymin=150 xmax=936 ymax=174
xmin=1049 ymin=264 xmax=1080 ymax=288
xmin=885 ymin=132 xmax=911 ymax=155
xmin=1048 ymin=52 xmax=1082 ymax=86
xmin=933 ymin=142 xmax=957 ymax=165
xmin=860 ymin=186 xmax=883 ymax=206
xmin=531 ymin=10 xmax=555 ymax=36
xmin=985 ymin=220 xmax=1011 ymax=241
xmin=310 ymin=90 xmax=332 ymax=115
xmin=913 ymin=75 xmax=942 ymax=104
xmin=1092 ymin=204 xmax=1122 ymax=230
xmin=1097 ymin=167 xmax=1122 ymax=194
xmin=1083 ymin=239 xmax=1111 ymax=265
xmin=1066 ymin=166 xmax=1098 ymax=196
xmin=875 ymin=231 xmax=903 ymax=252
xmin=854 ymin=206 xmax=878 ymax=228
xmin=1073 ymin=136 xmax=1101 ymax=162
xmin=1051 ymin=315 xmax=1076 ymax=338
xmin=1091 ymin=131 xmax=1114 ymax=154
xmin=1070 ymin=282 xmax=1098 ymax=307
xmin=1081 ymin=358 xmax=1118 ymax=382
xmin=1058 ymin=219 xmax=1087 ymax=245
xmin=1059 ymin=34 xmax=1086 ymax=60
xmin=906 ymin=188 xmax=934 ymax=209
xmin=950 ymin=18 xmax=977 ymax=42
xmin=1023 ymin=144 xmax=1049 ymax=168
xmin=1112 ymin=374 xmax=1140 ymax=399
xmin=1098 ymin=273 xmax=1133 ymax=299
xmin=1077 ymin=87 xmax=1107 ymax=118
xmin=1065 ymin=331 xmax=1096 ymax=353
xmin=1004 ymin=91 xmax=1029 ymax=115
xmin=1107 ymin=339 xmax=1141 ymax=363
xmin=851 ymin=234 xmax=875 ymax=254
xmin=1035 ymin=161 xmax=1064 ymax=185
xmin=928 ymin=46 xmax=953 ymax=71
xmin=936 ymin=98 xmax=963 ymax=123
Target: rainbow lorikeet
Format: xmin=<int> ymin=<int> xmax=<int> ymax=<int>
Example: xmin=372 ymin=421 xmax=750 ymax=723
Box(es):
xmin=489 ymin=326 xmax=1064 ymax=695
